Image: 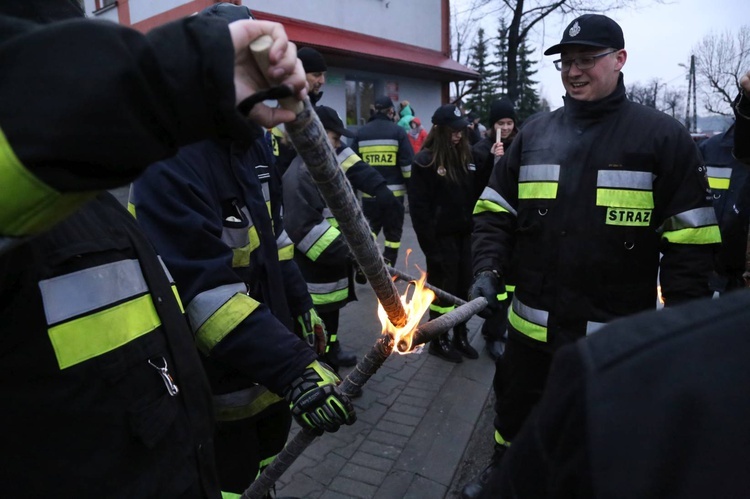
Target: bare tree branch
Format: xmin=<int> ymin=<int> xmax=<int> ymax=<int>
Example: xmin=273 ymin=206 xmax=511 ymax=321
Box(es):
xmin=694 ymin=25 xmax=750 ymax=116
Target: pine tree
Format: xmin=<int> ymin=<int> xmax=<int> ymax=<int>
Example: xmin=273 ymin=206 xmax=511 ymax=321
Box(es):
xmin=465 ymin=27 xmax=491 ymax=120
xmin=489 ymin=19 xmax=510 ymax=101
xmin=514 ymin=38 xmax=540 ymax=122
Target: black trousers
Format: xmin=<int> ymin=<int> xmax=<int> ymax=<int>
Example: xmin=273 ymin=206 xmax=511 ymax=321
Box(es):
xmin=214 ymin=399 xmax=291 ymax=494
xmin=493 ymin=332 xmax=553 ymax=442
xmin=362 ymin=196 xmax=405 ymax=264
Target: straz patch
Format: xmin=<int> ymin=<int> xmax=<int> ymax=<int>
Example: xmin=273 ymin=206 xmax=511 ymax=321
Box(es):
xmin=363 ymin=153 xmax=395 ymax=165
xmin=606 ymin=207 xmax=652 ymax=226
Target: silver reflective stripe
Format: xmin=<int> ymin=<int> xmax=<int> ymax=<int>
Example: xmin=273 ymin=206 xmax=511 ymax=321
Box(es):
xmin=276 ymin=230 xmax=293 ymax=249
xmin=157 ymin=256 xmax=175 ymax=283
xmin=663 ymin=206 xmax=718 ymax=231
xmin=400 ymin=164 xmax=412 ymax=173
xmin=597 ymin=170 xmax=654 ymax=189
xmin=307 ymin=277 xmax=349 ymax=294
xmin=512 ymin=296 xmax=548 ymax=326
xmin=187 ymin=282 xmax=247 ymax=331
xmin=322 ymin=207 xmax=334 ymax=220
xmin=706 ymin=166 xmax=731 ymax=179
xmin=337 ymin=147 xmax=358 ymax=164
xmin=221 ymin=206 xmax=253 ymax=248
xmin=261 ymin=183 xmax=271 ymax=203
xmin=519 ymin=164 xmax=560 ymax=182
xmin=479 ymin=186 xmax=517 ymax=217
xmin=297 ymin=220 xmax=332 ymax=253
xmin=388 ymin=184 xmax=407 ymax=192
xmin=39 ymin=259 xmax=147 ymax=325
xmin=586 ymin=321 xmax=607 ymax=335
xmin=359 ymin=139 xmax=399 ymax=147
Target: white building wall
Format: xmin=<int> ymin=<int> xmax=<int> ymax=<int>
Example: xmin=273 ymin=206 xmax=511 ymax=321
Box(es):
xmin=244 ymin=0 xmax=442 ymax=51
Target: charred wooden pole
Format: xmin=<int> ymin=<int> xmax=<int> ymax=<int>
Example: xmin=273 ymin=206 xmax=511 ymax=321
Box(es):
xmin=250 ymin=36 xmax=407 ymax=328
xmin=242 ymin=297 xmax=488 ymax=499
xmin=387 ymin=267 xmax=467 ymax=307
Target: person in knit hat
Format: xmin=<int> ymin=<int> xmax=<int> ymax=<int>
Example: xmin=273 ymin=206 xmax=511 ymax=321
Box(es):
xmin=297 ymin=46 xmax=327 ymax=104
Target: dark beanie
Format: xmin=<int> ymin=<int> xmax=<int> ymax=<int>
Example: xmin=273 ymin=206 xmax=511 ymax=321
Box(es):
xmin=489 ymin=98 xmax=517 ymax=126
xmin=199 ymin=2 xmax=253 ymax=23
xmin=298 ymin=47 xmax=327 ymax=73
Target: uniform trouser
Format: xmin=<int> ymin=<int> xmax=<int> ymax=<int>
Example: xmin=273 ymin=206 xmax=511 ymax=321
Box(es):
xmin=493 ymin=332 xmax=553 ymax=443
xmin=214 ymin=399 xmax=291 ymax=494
xmin=361 ymin=196 xmax=405 ymax=264
xmin=426 ymin=233 xmax=472 ymax=319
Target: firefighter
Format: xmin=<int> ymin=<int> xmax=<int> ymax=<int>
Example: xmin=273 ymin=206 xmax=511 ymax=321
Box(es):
xmin=0 ymin=2 xmax=311 ymax=497
xmin=351 ymin=95 xmax=414 ymax=268
xmin=282 ymin=105 xmax=402 ymax=373
xmin=129 ymin=5 xmax=356 ymax=496
xmin=462 ymin=14 xmax=720 ymax=499
xmin=700 ymin=123 xmax=750 ymax=293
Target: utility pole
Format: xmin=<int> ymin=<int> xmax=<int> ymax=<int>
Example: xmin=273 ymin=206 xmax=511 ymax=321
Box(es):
xmin=684 ymin=55 xmax=697 ymax=133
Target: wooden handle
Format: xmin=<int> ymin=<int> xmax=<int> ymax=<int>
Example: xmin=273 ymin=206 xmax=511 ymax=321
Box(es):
xmin=249 ymin=35 xmax=304 ymax=114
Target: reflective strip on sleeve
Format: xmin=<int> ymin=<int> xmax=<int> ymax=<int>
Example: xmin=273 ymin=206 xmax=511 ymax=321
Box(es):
xmin=586 ymin=321 xmax=607 ymax=335
xmin=187 ymin=283 xmax=247 ymax=332
xmin=661 ymin=207 xmax=721 ymax=244
xmin=706 ymin=166 xmax=731 ymax=190
xmin=400 ymin=164 xmax=412 ymax=178
xmin=473 ymin=186 xmax=517 ymax=216
xmin=337 ymin=148 xmax=361 ymax=173
xmin=429 ymin=303 xmax=456 ymax=315
xmin=307 ymin=278 xmax=350 ymax=306
xmin=38 ymin=259 xmax=160 ymax=369
xmin=508 ymin=296 xmax=548 ymax=342
xmin=193 ymin=292 xmax=261 ymax=355
xmin=0 ymin=127 xmax=96 ymax=237
xmin=297 ymin=220 xmax=341 ymax=261
xmin=384 ymin=239 xmax=401 ymax=249
xmin=222 ymin=206 xmax=260 ymax=268
xmin=276 ymin=230 xmax=295 ymax=261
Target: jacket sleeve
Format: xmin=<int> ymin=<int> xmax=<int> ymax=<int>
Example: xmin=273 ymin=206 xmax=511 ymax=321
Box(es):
xmin=0 ymin=15 xmax=254 ymax=245
xmin=656 ymin=125 xmax=720 ymax=305
xmin=132 ymin=156 xmax=315 ymax=394
xmin=471 ymin=138 xmax=520 ymax=276
xmin=397 ymin=129 xmax=415 ymax=181
xmin=339 ymin=148 xmax=388 ymax=196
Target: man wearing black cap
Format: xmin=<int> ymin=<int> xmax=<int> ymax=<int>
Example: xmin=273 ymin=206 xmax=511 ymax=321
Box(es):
xmin=283 ymin=106 xmax=401 ymax=373
xmin=297 ymin=47 xmax=328 ymax=105
xmin=463 ymin=14 xmax=720 ymax=498
xmin=351 ymin=96 xmax=414 ymax=268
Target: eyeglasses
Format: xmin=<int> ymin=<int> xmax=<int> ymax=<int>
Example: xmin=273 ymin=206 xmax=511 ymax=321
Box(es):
xmin=553 ymin=50 xmax=618 ymax=72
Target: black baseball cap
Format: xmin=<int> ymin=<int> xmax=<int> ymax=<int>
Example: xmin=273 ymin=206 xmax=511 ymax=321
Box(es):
xmin=431 ymin=104 xmax=469 ymax=130
xmin=199 ymin=2 xmax=253 ymax=23
xmin=374 ymin=96 xmax=395 ymax=111
xmin=544 ymin=14 xmax=624 ymax=55
xmin=315 ymin=106 xmax=354 ymax=138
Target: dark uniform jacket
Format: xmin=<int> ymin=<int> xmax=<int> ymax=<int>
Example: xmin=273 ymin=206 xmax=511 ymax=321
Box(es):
xmin=131 ymin=138 xmax=317 ymax=397
xmin=283 ymin=146 xmax=387 ymax=311
xmin=351 ymin=113 xmax=414 ymax=198
xmin=733 ymin=92 xmax=750 ymax=163
xmin=472 ymin=76 xmax=720 ymax=349
xmin=0 ymin=14 xmax=250 ymax=497
xmin=700 ymin=124 xmax=750 ymax=291
xmin=489 ymin=289 xmax=750 ymax=499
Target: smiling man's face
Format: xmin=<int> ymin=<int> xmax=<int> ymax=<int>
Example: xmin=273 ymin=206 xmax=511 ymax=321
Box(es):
xmin=560 ymin=46 xmax=626 ymax=102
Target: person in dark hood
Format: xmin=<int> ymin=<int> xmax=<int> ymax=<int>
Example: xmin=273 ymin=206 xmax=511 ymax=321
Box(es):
xmin=297 ymin=46 xmax=327 ymax=105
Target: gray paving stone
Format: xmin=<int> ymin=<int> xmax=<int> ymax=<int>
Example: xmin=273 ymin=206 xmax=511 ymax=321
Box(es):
xmin=404 ymin=474 xmax=448 ymax=499
xmin=349 ymin=449 xmax=396 ymax=473
xmin=302 ymin=452 xmax=348 ymax=486
xmin=368 ymin=428 xmax=410 ymax=448
xmin=328 ymin=476 xmax=378 ymax=498
xmin=381 ymin=409 xmax=422 ymax=427
xmin=372 ymin=469 xmax=414 ymax=499
xmin=359 ymin=439 xmax=403 ymax=461
xmin=339 ymin=462 xmax=388 ymax=486
xmin=354 ymin=400 xmax=389 ymax=426
xmin=388 ymin=401 xmax=428 ymax=418
xmin=375 ymin=418 xmax=416 ymax=438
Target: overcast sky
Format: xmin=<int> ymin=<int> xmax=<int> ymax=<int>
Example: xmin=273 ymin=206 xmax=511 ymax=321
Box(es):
xmin=457 ymin=0 xmax=745 ymax=111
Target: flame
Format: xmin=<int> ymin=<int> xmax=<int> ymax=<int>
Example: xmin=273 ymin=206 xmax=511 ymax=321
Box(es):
xmin=377 ymin=265 xmax=435 ymax=354
xmin=657 ymin=285 xmax=664 ymax=306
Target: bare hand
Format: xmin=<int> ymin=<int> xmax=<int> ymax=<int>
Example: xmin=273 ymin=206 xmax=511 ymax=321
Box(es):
xmin=742 ymin=70 xmax=750 ymax=98
xmin=491 ymin=140 xmax=504 ymax=157
xmin=228 ymin=20 xmax=307 ymax=127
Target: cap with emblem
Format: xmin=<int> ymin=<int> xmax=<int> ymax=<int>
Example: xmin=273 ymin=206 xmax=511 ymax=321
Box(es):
xmin=543 ymin=14 xmax=624 ymax=55
xmin=315 ymin=106 xmax=354 ymax=138
xmin=431 ymin=104 xmax=469 ymax=130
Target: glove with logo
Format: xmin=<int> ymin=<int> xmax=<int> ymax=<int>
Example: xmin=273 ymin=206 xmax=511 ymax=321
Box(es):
xmin=295 ymin=308 xmax=328 ymax=356
xmin=469 ymin=269 xmax=508 ymax=319
xmin=282 ymin=360 xmax=357 ymax=435
xmin=374 ymin=183 xmax=404 ymax=221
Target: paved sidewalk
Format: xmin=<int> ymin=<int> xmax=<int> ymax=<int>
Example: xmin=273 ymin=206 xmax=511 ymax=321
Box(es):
xmin=276 ymin=216 xmax=496 ymax=499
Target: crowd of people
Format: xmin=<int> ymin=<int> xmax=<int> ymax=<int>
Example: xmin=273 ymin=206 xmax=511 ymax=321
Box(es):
xmin=2 ymin=1 xmax=750 ymax=498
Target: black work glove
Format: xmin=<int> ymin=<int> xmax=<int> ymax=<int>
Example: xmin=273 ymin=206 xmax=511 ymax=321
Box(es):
xmin=282 ymin=360 xmax=357 ymax=435
xmin=469 ymin=269 xmax=508 ymax=319
xmin=295 ymin=308 xmax=328 ymax=356
xmin=374 ymin=183 xmax=404 ymax=220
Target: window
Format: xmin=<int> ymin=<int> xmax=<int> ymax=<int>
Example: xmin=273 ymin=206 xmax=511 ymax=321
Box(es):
xmin=345 ymin=79 xmax=376 ymax=127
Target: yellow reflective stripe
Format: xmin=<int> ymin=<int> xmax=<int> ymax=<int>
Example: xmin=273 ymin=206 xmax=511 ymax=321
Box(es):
xmin=518 ymin=182 xmax=558 ymax=199
xmin=49 ymin=294 xmax=160 ymax=369
xmin=0 ymin=128 xmax=96 ymax=236
xmin=509 ymin=306 xmax=547 ymax=342
xmin=505 ymin=284 xmax=516 ymax=292
xmin=195 ymin=293 xmax=261 ymax=355
xmin=171 ymin=285 xmax=184 ymax=313
xmin=708 ymin=177 xmax=730 ymax=190
xmin=596 ymin=188 xmax=654 ymax=209
xmin=127 ymin=202 xmax=136 ymax=218
xmin=340 ymin=153 xmax=360 ymax=172
xmin=496 ymin=292 xmax=508 ymax=301
xmin=384 ymin=240 xmax=400 ymax=248
xmin=307 ymin=225 xmax=341 ymax=262
xmin=473 ymin=199 xmax=509 ymax=215
xmin=662 ymin=225 xmax=722 ymax=245
xmin=221 ymin=493 xmax=241 ymax=499
xmin=232 ymin=226 xmax=260 ymax=267
xmin=429 ymin=303 xmax=456 ymax=314
xmin=311 ymin=288 xmax=349 ymax=306
xmin=392 ymin=190 xmax=406 ymax=197
xmin=494 ymin=430 xmax=511 ymax=447
xmin=278 ymin=243 xmax=294 ymax=261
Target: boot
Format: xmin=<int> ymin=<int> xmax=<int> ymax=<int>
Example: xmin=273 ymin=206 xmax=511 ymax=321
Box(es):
xmin=428 ymin=332 xmax=463 ymax=363
xmin=452 ymin=323 xmax=478 ymax=359
xmin=325 ymin=341 xmax=357 ymax=367
xmin=460 ymin=444 xmax=508 ymax=499
xmin=485 ymin=338 xmax=506 ymax=361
